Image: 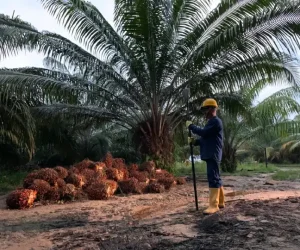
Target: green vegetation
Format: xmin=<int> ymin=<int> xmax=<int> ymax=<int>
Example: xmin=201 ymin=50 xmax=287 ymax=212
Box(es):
xmin=173 ymin=162 xmax=279 ymax=177
xmin=272 ymin=170 xmax=300 ymax=181
xmin=228 ymin=163 xmax=279 ymax=177
xmin=0 ymin=170 xmax=30 ymax=194
xmin=220 ymin=86 xmax=300 ymax=173
xmin=173 ymin=162 xmax=207 ymax=177
xmin=174 ymin=162 xmax=300 ymax=181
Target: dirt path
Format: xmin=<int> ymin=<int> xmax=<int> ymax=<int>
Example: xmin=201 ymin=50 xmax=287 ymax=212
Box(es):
xmin=1 ymin=174 xmax=300 ymax=250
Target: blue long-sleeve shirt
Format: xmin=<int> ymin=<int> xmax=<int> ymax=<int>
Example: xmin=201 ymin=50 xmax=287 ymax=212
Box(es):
xmin=189 ymin=116 xmax=223 ymax=162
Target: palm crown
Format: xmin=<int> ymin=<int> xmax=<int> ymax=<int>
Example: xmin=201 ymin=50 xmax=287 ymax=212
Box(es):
xmin=1 ymin=0 xmax=300 ymax=166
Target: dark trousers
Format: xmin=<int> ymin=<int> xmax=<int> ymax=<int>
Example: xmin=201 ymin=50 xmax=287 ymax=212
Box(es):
xmin=205 ymin=159 xmax=222 ymax=188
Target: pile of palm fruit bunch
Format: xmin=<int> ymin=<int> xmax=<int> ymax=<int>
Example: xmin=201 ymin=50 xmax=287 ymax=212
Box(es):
xmin=6 ymin=153 xmax=186 ymax=209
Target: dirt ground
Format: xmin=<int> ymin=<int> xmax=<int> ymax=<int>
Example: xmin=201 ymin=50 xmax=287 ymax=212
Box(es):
xmin=1 ymin=174 xmax=300 ymax=250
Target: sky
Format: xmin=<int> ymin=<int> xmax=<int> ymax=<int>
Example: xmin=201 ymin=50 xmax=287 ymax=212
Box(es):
xmin=0 ymin=0 xmax=287 ymax=104
xmin=0 ymin=0 xmax=114 ymax=68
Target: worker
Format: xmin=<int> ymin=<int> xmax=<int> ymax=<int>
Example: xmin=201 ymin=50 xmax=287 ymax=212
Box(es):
xmin=186 ymin=98 xmax=224 ymax=215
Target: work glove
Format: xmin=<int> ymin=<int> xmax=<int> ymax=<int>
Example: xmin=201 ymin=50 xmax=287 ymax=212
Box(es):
xmin=188 ymin=136 xmax=195 ymax=145
xmin=186 ymin=121 xmax=193 ymax=129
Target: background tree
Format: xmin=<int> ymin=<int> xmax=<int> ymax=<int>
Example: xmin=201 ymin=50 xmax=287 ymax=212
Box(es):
xmin=221 ymin=84 xmax=300 ymax=172
xmin=0 ymin=93 xmax=35 ymax=167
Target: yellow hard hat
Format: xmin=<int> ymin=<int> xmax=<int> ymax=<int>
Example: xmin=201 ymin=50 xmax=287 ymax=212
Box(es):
xmin=201 ymin=98 xmax=218 ymax=108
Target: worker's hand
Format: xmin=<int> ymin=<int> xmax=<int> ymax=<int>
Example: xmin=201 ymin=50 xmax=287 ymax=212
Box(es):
xmin=186 ymin=121 xmax=193 ymax=129
xmin=188 ymin=137 xmax=195 ymax=145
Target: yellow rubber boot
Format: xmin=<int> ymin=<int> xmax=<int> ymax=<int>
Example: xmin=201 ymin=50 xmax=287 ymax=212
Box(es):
xmin=219 ymin=186 xmax=225 ymax=208
xmin=203 ymin=188 xmax=220 ymax=215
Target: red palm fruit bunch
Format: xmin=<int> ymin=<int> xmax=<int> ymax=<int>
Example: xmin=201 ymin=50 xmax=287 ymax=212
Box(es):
xmin=65 ymin=173 xmax=85 ymax=188
xmin=157 ymin=177 xmax=175 ymax=191
xmin=62 ymin=184 xmax=77 ymax=201
xmin=148 ymin=183 xmax=165 ymax=193
xmin=106 ymin=168 xmax=125 ymax=182
xmin=86 ymin=162 xmax=97 ymax=171
xmin=149 ymin=178 xmax=158 ymax=185
xmin=95 ymin=165 xmax=107 ymax=179
xmin=112 ymin=158 xmax=129 ymax=179
xmin=130 ymin=171 xmax=149 ymax=183
xmin=138 ymin=182 xmax=148 ymax=193
xmin=118 ymin=167 xmax=129 ymax=180
xmin=85 ymin=180 xmax=117 ymax=200
xmin=113 ymin=158 xmax=125 ymax=167
xmin=54 ymin=166 xmax=68 ymax=179
xmin=55 ymin=178 xmax=66 ymax=189
xmin=23 ymin=171 xmax=39 ymax=188
xmin=127 ymin=164 xmax=139 ymax=174
xmin=36 ymin=168 xmax=59 ymax=186
xmin=44 ymin=187 xmax=61 ymax=202
xmin=105 ymin=180 xmax=118 ymax=196
xmin=140 ymin=161 xmax=156 ymax=177
xmin=74 ymin=188 xmax=88 ymax=200
xmin=117 ymin=168 xmax=127 ymax=181
xmin=155 ymin=169 xmax=174 ymax=179
xmin=116 ymin=167 xmax=129 ymax=180
xmin=68 ymin=166 xmax=80 ymax=175
xmin=176 ymin=177 xmax=187 ymax=185
xmin=90 ymin=161 xmax=106 ymax=172
xmin=153 ymin=169 xmax=176 ymax=190
xmin=6 ymin=189 xmax=37 ymax=209
xmin=74 ymin=159 xmax=95 ymax=172
xmin=91 ymin=171 xmax=107 ymax=184
xmin=103 ymin=152 xmax=113 ymax=168
xmin=55 ymin=178 xmax=67 ymax=197
xmin=118 ymin=178 xmax=143 ymax=194
xmin=28 ymin=179 xmax=51 ymax=200
xmin=80 ymin=168 xmax=96 ymax=188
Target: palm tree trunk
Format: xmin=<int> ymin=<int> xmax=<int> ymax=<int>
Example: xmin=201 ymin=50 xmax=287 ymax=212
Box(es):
xmin=133 ymin=113 xmax=174 ymax=169
xmin=221 ymin=143 xmax=237 ymax=173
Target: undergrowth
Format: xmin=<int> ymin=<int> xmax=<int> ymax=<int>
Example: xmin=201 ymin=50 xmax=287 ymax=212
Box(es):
xmin=272 ymin=170 xmax=300 ymax=181
xmin=229 ymin=163 xmax=278 ymax=177
xmin=174 ymin=162 xmax=278 ymax=177
xmin=173 ymin=162 xmax=206 ymax=177
xmin=0 ymin=169 xmax=29 ymax=194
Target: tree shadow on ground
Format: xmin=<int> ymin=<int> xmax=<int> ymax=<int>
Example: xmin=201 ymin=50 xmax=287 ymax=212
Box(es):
xmin=154 ymin=197 xmax=300 ymax=250
xmin=4 ymin=197 xmax=298 ymax=249
xmin=50 ymin=197 xmax=300 ymax=250
xmin=0 ymin=211 xmax=90 ymax=233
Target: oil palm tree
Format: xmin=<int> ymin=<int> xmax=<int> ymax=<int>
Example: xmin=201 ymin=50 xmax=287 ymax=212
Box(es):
xmin=1 ymin=0 xmax=300 ymax=167
xmin=264 ymin=114 xmax=300 ymax=163
xmin=221 ymin=83 xmax=300 ymax=172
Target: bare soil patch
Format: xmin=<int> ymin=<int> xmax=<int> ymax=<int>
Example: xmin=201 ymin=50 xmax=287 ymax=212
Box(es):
xmin=1 ymin=174 xmax=300 ymax=250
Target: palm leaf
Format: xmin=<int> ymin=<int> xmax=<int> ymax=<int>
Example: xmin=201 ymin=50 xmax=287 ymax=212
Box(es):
xmin=0 ymin=92 xmax=35 ymax=159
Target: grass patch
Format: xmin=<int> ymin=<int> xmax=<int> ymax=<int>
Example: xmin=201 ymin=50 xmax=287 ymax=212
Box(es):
xmin=273 ymin=164 xmax=300 ymax=170
xmin=272 ymin=170 xmax=300 ymax=181
xmin=0 ymin=169 xmax=29 ymax=195
xmin=173 ymin=162 xmax=278 ymax=177
xmin=229 ymin=163 xmax=279 ymax=176
xmin=173 ymin=161 xmax=206 ymax=177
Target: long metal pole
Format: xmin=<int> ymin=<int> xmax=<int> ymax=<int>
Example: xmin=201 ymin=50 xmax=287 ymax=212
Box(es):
xmin=184 ymin=88 xmax=199 ymax=211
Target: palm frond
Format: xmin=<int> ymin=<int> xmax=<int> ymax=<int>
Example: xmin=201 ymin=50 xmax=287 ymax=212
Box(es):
xmin=41 ymin=0 xmax=125 ymax=57
xmin=0 ymin=92 xmax=35 ymax=159
xmin=32 ymin=104 xmax=133 ymax=128
xmin=43 ymin=56 xmax=70 ymax=74
xmin=0 ymin=14 xmax=39 ymax=60
xmin=253 ymin=92 xmax=300 ymax=120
